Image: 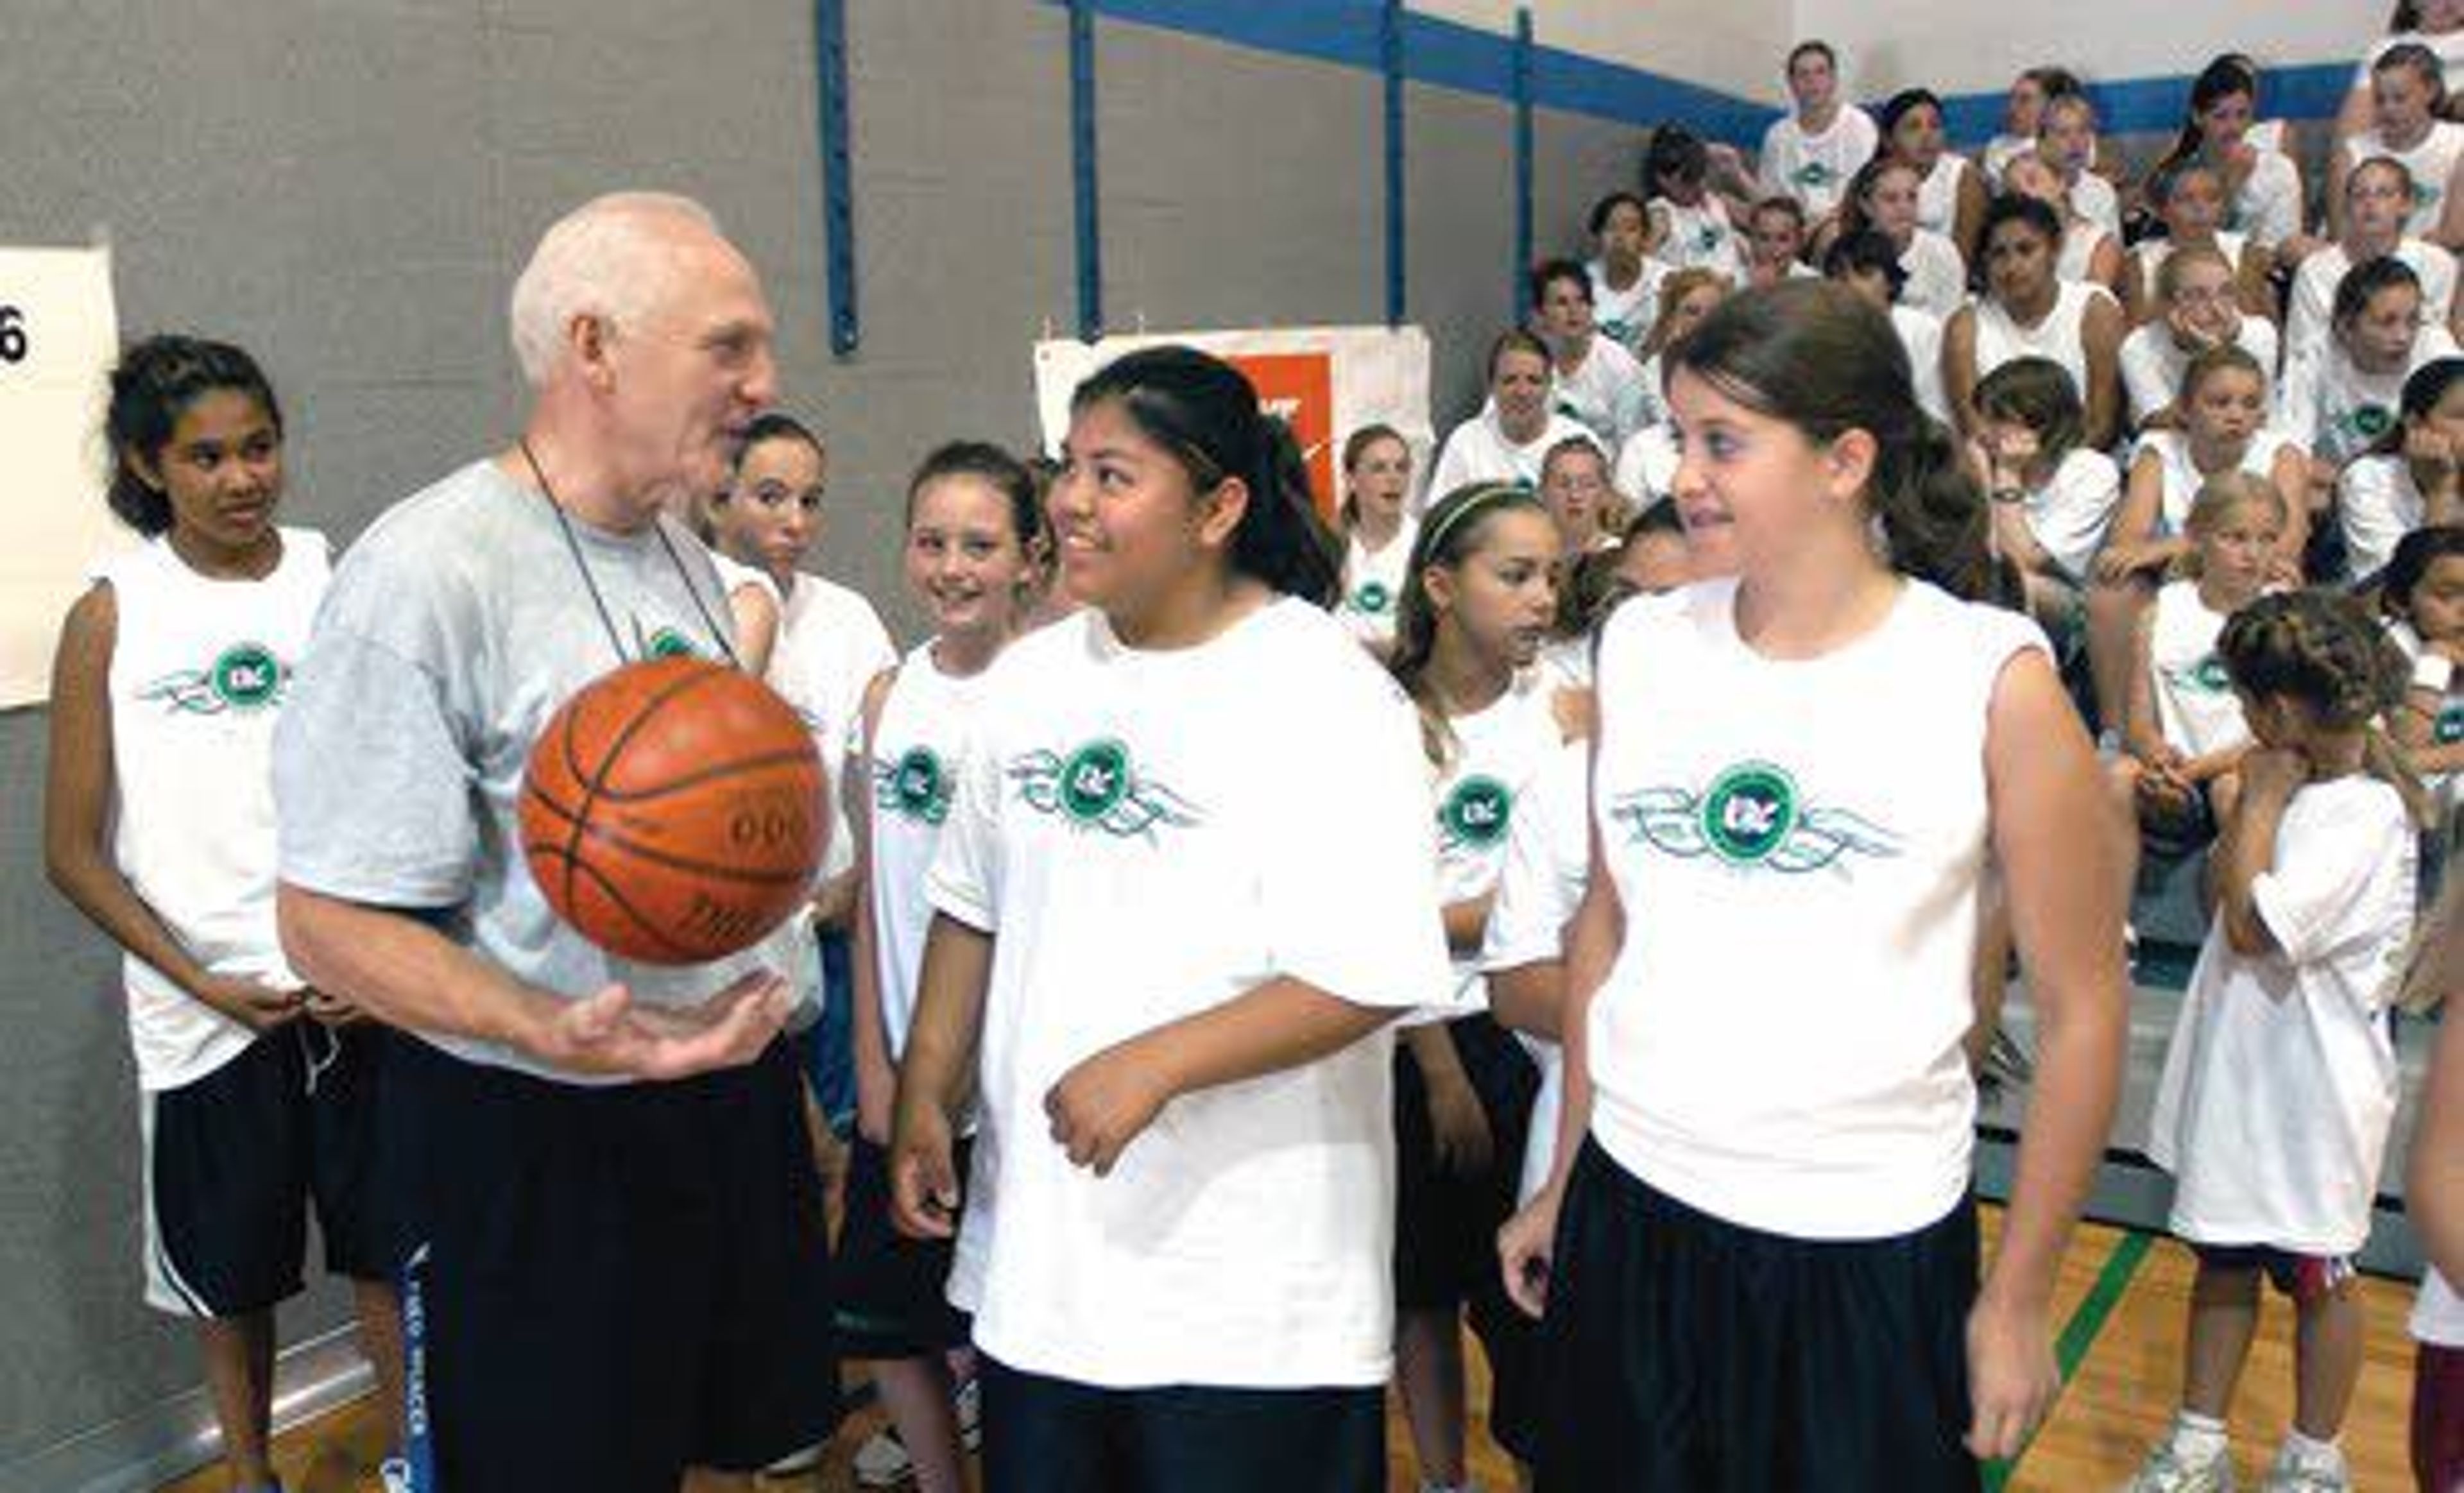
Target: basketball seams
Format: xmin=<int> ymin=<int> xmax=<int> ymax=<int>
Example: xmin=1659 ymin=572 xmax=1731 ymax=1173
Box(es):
xmin=561 ymin=846 xmax=701 ymax=963
xmin=586 ymin=746 xmax=823 ymax=804
xmin=564 ymin=809 xmax=821 ymax=886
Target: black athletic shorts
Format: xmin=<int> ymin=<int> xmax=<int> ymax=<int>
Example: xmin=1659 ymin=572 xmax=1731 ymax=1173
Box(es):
xmin=1537 ymin=1139 xmax=1980 ymax=1493
xmin=978 ymin=1356 xmax=1384 ymax=1493
xmin=1392 ymin=1013 xmax=1537 ymax=1311
xmin=142 ymin=1021 xmax=389 ymax=1317
xmin=834 ymin=1132 xmax=973 ymax=1360
xmin=382 ymin=1032 xmax=837 ymax=1493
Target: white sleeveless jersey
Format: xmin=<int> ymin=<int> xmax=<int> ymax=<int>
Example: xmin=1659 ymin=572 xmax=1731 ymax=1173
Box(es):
xmin=1586 ymin=577 xmax=2045 ymax=1238
xmin=1898 ymin=229 xmax=1969 ymax=319
xmin=1915 ymin=153 xmax=1971 ymax=241
xmin=1653 ymin=196 xmax=1748 ymax=281
xmin=1974 ymin=280 xmax=2108 ymax=402
xmin=101 ymin=528 xmax=330 ymax=1090
xmin=2137 ymin=427 xmax=2298 ymax=537
xmin=2148 ymin=579 xmax=2252 ymax=760
xmin=865 ymin=640 xmax=991 ymax=1059
xmin=2345 ymin=121 xmax=2464 ymax=237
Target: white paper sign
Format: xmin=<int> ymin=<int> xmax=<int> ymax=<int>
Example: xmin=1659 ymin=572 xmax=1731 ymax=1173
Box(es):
xmin=1032 ymin=325 xmax=1435 ymax=517
xmin=0 ymin=244 xmax=120 ymax=709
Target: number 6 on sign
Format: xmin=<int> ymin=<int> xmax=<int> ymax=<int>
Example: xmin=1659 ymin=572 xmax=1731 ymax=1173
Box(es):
xmin=0 ymin=307 xmax=24 ymax=364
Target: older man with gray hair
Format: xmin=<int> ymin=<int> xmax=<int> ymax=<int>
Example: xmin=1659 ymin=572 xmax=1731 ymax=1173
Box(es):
xmin=273 ymin=192 xmax=837 ymax=1491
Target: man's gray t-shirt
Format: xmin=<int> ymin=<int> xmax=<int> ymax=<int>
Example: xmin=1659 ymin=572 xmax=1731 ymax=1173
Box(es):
xmin=275 ymin=458 xmax=764 ymax=1082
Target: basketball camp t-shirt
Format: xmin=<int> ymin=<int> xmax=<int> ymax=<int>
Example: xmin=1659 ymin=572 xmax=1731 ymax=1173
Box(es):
xmin=1585 ymin=577 xmax=2046 ymax=1239
xmin=275 ymin=460 xmax=766 ymax=1084
xmin=1422 ymin=679 xmax=1566 ymax=1019
xmin=927 ymin=598 xmax=1450 ymax=1388
xmin=103 ymin=527 xmax=329 ymax=1091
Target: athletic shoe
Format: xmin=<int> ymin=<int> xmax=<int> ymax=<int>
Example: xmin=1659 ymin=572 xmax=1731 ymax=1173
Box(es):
xmin=379 ymin=1458 xmax=412 ymax=1493
xmin=2123 ymin=1437 xmax=2235 ymax=1492
xmin=955 ymin=1374 xmax=982 ymax=1449
xmin=2257 ymin=1440 xmax=2348 ymax=1493
xmin=764 ymin=1439 xmax=827 ymax=1477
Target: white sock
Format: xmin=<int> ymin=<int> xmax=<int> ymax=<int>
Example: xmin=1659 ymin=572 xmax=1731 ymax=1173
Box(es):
xmin=2171 ymin=1409 xmax=2228 ymax=1457
xmin=2279 ymin=1428 xmax=2344 ymax=1470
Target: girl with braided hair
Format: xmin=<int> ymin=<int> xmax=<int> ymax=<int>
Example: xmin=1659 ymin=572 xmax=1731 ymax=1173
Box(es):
xmin=2132 ymin=589 xmax=2431 ymax=1493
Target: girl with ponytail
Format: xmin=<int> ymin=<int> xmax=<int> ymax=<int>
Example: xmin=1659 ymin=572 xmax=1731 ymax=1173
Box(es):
xmin=2132 ymin=589 xmax=2424 ymax=1492
xmin=887 ymin=345 xmax=1448 ymax=1492
xmin=1499 ymin=280 xmax=2128 ymax=1490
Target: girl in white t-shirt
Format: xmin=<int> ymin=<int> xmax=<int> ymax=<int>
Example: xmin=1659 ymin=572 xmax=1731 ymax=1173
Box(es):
xmin=2335 ymin=42 xmax=2464 ymax=246
xmin=843 ymin=441 xmax=1045 ymax=1493
xmin=2281 ymin=256 xmax=2463 ymax=490
xmin=2147 ymin=57 xmax=2308 ymax=254
xmin=1537 ymin=435 xmax=1622 ymax=561
xmin=1879 ymin=87 xmax=1986 ymax=261
xmin=2341 ymin=357 xmax=2464 ymax=581
xmin=2132 ymin=590 xmax=2423 ymax=1493
xmin=2383 ymin=524 xmax=2464 ymax=799
xmin=705 ymin=411 xmax=898 ymax=1113
xmin=2120 ymin=244 xmax=2284 ymax=433
xmin=2337 ymin=0 xmax=2464 ymax=142
xmin=1645 ymin=123 xmax=1750 ymax=282
xmin=1945 ymin=194 xmax=2126 ymax=450
xmin=888 ymin=346 xmax=1450 ymax=1491
xmin=1985 ymin=65 xmax=2089 ymax=187
xmin=2112 ymin=473 xmax=2284 ymax=847
xmin=1999 ymin=149 xmax=2126 ymax=300
xmin=1532 ymin=257 xmax=1649 ymax=448
xmin=1973 ymin=355 xmax=2123 ymax=642
xmin=1824 ymin=229 xmax=1955 ymax=426
xmin=2292 ymin=158 xmax=2462 ymax=363
xmin=1833 ymin=155 xmax=1967 ymax=319
xmin=1585 ymin=191 xmax=1664 ymax=352
xmin=1498 ymin=280 xmax=2126 ymax=1488
xmin=2088 ymin=345 xmax=2307 ymax=737
xmin=1335 ymin=423 xmax=1419 ymax=651
xmin=2125 ymin=161 xmax=2276 ymax=326
xmin=46 ymin=337 xmax=402 ymax=1493
xmin=1742 ymin=194 xmax=1817 ymax=291
xmin=1428 ymin=330 xmax=1601 ymax=501
xmin=1383 ymin=481 xmax=1559 ymax=1493
xmin=2041 ymin=92 xmax=2125 ymax=241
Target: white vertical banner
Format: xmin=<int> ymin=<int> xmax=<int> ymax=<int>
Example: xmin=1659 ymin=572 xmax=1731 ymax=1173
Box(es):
xmin=1032 ymin=325 xmax=1435 ymax=516
xmin=0 ymin=244 xmax=120 ymax=709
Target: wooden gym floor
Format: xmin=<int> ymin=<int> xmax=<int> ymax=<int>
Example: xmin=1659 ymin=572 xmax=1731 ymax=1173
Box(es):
xmin=160 ymin=1208 xmax=2428 ymax=1493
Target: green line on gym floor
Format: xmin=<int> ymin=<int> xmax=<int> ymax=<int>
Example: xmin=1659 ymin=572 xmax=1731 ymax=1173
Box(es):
xmin=1981 ymin=1228 xmax=2155 ymax=1492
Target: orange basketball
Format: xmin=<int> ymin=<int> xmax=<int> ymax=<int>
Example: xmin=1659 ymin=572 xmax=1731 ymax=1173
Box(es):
xmin=518 ymin=656 xmax=827 ymax=965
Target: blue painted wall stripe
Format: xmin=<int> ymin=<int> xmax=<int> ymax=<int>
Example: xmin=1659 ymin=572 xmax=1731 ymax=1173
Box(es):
xmin=1070 ymin=0 xmax=1102 ymax=341
xmin=1382 ymin=0 xmax=1405 ymax=326
xmin=814 ymin=0 xmax=859 ymax=355
xmin=1512 ymin=8 xmax=1534 ymax=322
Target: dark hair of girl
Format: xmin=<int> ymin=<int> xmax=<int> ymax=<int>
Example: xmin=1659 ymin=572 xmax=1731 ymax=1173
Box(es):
xmin=1821 ymin=230 xmax=1910 ymax=301
xmin=2374 ymin=355 xmax=2464 ymax=457
xmin=1666 ymin=280 xmax=1994 ymax=599
xmin=1071 ymin=345 xmax=1342 ymax=605
xmin=1878 ymin=87 xmax=1945 ymax=145
xmin=1976 ymin=194 xmax=2063 ymax=296
xmin=1644 ymin=123 xmax=1709 ymax=191
xmin=904 ymin=439 xmax=1046 ymax=559
xmin=105 ymin=335 xmax=284 ymax=538
xmin=1487 ymin=327 xmax=1552 ymax=382
xmin=2383 ymin=523 xmax=2464 ymax=617
xmin=735 ymin=411 xmax=825 ymax=469
xmin=1529 ymin=257 xmax=1593 ymax=311
xmin=2376 ymin=40 xmax=2449 ymax=109
xmin=2150 ymin=55 xmax=2258 ymax=183
xmin=2332 ymin=254 xmax=2423 ymax=331
xmin=2021 ymin=65 xmax=2083 ymax=101
xmin=1338 ymin=423 xmax=1408 ymax=529
xmin=1587 ymin=191 xmax=1649 ymax=237
xmin=2218 ymin=589 xmax=2431 ymax=826
xmin=1973 ymin=357 xmax=2087 ymax=473
xmin=1388 ymin=481 xmax=1551 ymax=766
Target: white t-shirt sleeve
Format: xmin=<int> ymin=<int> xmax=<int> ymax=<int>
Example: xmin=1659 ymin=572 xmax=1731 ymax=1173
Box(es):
xmin=1425 ymin=423 xmax=1478 ymax=509
xmin=1260 ymin=669 xmax=1450 ymax=1012
xmin=2032 ymin=450 xmax=2123 ymax=580
xmin=2275 ymin=351 xmax=2323 ymax=450
xmin=2249 ymin=803 xmax=2404 ymax=970
xmin=1480 ymin=740 xmax=1587 ymax=973
xmin=2339 ymin=459 xmax=2413 ymax=582
xmin=2119 ymin=326 xmax=2173 ymax=425
xmin=923 ymin=697 xmax=1004 ymax=934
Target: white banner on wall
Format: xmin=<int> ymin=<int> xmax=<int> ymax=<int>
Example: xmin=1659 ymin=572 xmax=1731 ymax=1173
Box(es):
xmin=0 ymin=244 xmax=120 ymax=710
xmin=1032 ymin=325 xmax=1435 ymax=517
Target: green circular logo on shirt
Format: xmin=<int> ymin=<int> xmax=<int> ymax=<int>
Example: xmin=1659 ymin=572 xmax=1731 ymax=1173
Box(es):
xmin=2440 ymin=703 xmax=2464 ymax=747
xmin=1059 ymin=739 xmax=1131 ymax=824
xmin=894 ymin=746 xmax=946 ymax=819
xmin=2193 ymin=655 xmax=2232 ymax=694
xmin=646 ymin=626 xmax=696 ymax=659
xmin=1441 ymin=775 xmax=1514 ymax=849
xmin=1793 ymin=162 xmax=1836 ymax=189
xmin=1352 ymin=580 xmax=1393 ymax=616
xmin=1700 ymin=762 xmax=1799 ymax=866
xmin=209 ymin=643 xmax=282 ymax=711
xmin=2354 ymin=404 xmax=2395 ymax=441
